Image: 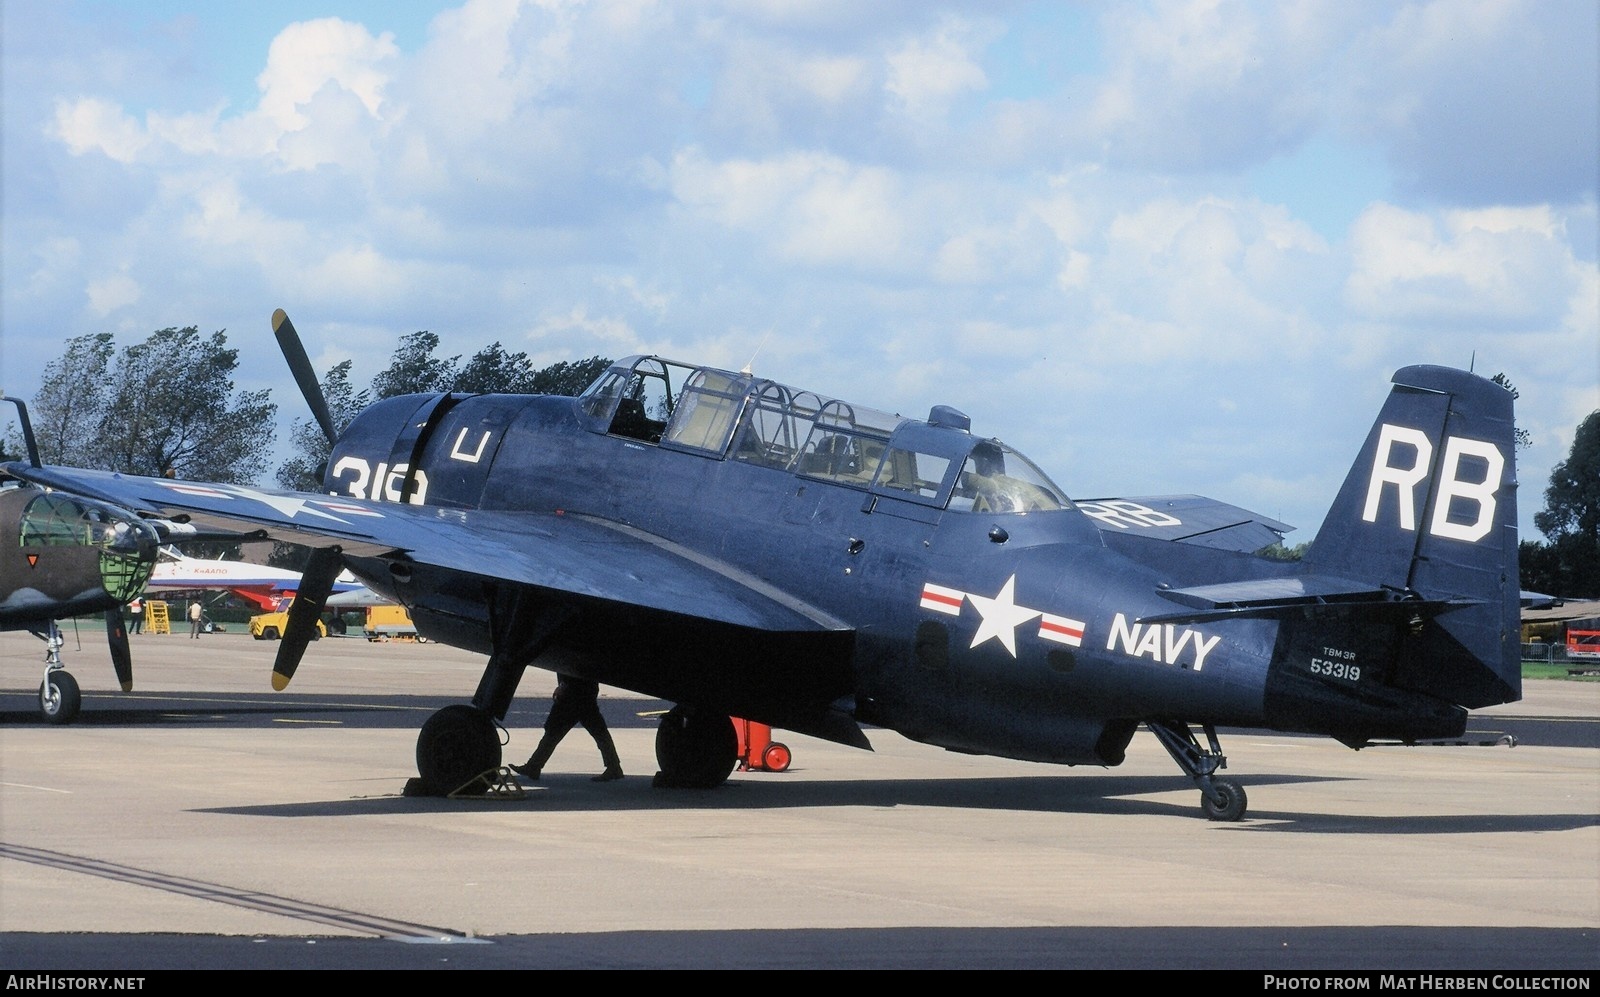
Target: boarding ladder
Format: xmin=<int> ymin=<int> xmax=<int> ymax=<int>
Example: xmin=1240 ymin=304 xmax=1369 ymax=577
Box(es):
xmin=146 ymin=600 xmax=171 ymax=635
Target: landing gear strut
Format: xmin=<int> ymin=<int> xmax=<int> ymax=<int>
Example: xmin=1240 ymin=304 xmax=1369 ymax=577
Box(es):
xmin=654 ymin=706 xmax=738 ymax=788
xmin=1146 ymin=719 xmax=1248 ymax=821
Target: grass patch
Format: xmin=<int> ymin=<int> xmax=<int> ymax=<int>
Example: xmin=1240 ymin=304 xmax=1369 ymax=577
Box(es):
xmin=1523 ymin=661 xmax=1600 ymax=680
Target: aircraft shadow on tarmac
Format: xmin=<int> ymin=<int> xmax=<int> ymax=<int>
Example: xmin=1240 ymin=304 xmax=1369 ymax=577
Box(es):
xmin=0 ymin=695 xmax=456 ymax=727
xmin=6 ymin=691 xmax=1591 ymax=745
xmin=194 ymin=771 xmax=1600 ymax=836
xmin=0 ymin=691 xmax=636 ymax=728
xmin=9 ymin=689 xmax=1595 ymax=834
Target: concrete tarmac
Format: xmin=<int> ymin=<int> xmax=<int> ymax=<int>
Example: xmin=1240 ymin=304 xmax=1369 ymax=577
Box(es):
xmin=1 ymin=629 xmax=1595 ymax=970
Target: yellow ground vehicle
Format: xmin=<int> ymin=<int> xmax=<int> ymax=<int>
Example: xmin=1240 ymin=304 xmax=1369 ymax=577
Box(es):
xmin=364 ymin=604 xmax=423 ymax=641
xmin=249 ymin=597 xmax=326 ymax=641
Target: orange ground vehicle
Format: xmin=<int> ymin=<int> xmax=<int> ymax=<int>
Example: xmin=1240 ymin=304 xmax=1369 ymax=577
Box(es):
xmin=1565 ymin=629 xmax=1600 ymax=660
xmin=732 ymin=718 xmax=792 ymax=772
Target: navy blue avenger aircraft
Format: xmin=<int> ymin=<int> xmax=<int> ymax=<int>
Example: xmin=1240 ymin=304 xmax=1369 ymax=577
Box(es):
xmin=3 ymin=311 xmax=1522 ymax=819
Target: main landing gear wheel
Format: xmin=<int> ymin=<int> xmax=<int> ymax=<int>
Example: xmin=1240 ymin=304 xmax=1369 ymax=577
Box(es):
xmin=40 ymin=670 xmax=81 ymax=725
xmin=416 ymin=704 xmax=500 ymax=795
xmin=654 ymin=707 xmax=738 ymax=788
xmin=1202 ymin=779 xmax=1247 ymax=822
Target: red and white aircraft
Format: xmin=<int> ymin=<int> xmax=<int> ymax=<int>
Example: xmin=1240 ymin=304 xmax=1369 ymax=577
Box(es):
xmin=144 ymin=547 xmax=360 ymax=611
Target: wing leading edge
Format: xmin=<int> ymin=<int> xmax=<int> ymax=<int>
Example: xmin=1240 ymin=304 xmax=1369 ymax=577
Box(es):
xmin=2 ymin=464 xmax=849 ymax=635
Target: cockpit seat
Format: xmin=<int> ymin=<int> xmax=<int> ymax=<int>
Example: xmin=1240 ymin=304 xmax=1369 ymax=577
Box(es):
xmin=609 ymin=398 xmax=660 ymax=442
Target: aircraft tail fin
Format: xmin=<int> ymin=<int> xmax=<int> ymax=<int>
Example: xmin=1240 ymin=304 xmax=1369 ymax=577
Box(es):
xmin=1301 ymin=365 xmax=1520 ymax=709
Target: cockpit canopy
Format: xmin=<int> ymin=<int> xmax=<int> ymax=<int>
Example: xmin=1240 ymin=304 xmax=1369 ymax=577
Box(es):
xmin=17 ymin=490 xmax=160 ymax=602
xmin=578 ymin=356 xmax=1072 ymax=514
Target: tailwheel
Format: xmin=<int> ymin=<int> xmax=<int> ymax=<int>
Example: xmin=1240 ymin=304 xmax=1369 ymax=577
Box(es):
xmin=415 ymin=704 xmax=501 ymax=796
xmin=1202 ymin=778 xmax=1247 ymax=822
xmin=1145 ymin=718 xmax=1249 ymax=821
xmin=40 ymin=670 xmax=81 ymax=725
xmin=654 ymin=706 xmax=737 ymax=788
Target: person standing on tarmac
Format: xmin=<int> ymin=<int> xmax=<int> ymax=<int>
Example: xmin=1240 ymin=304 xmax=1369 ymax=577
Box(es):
xmin=188 ymin=600 xmax=203 ymax=639
xmin=512 ymin=673 xmax=623 ymax=782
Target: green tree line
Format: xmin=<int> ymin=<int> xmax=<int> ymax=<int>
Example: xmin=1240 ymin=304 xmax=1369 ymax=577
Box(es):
xmin=5 ymin=328 xmax=276 ymax=483
xmin=1521 ymin=409 xmax=1600 ymax=600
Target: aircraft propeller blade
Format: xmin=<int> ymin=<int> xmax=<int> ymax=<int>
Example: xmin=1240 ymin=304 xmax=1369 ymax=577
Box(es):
xmin=271 ymin=546 xmax=343 ymax=691
xmin=272 ymin=308 xmax=339 ymax=447
xmin=104 ymin=609 xmax=133 ymax=692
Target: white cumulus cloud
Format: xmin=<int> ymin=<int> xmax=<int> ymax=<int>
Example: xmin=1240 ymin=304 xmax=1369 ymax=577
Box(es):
xmin=52 ymin=97 xmax=150 ymax=162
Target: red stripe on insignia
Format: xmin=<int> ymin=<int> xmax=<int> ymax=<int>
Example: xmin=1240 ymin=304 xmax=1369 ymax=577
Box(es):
xmin=1039 ymin=614 xmax=1085 ymax=646
xmin=920 ymin=583 xmax=965 ymax=615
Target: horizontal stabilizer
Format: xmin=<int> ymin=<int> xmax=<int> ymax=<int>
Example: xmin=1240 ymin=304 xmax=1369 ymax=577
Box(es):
xmin=1142 ymin=573 xmax=1474 ymax=625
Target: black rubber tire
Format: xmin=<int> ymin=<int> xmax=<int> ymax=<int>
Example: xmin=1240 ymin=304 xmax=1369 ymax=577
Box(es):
xmin=415 ymin=705 xmax=501 ymax=796
xmin=1202 ymin=779 xmax=1248 ymax=821
xmin=40 ymin=671 xmax=81 ymax=725
xmin=262 ymin=626 xmax=279 ymax=641
xmin=654 ymin=707 xmax=737 ymax=788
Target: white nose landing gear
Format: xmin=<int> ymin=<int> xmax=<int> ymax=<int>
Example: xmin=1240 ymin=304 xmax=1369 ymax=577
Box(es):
xmin=36 ymin=624 xmax=81 ymax=724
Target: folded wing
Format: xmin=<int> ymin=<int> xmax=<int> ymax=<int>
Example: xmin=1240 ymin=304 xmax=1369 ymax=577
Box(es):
xmin=1074 ymin=493 xmax=1293 ymax=553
